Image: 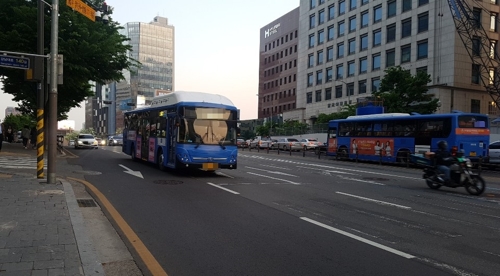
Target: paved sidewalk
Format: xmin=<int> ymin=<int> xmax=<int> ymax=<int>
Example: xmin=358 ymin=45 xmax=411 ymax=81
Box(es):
xmin=0 ymin=141 xmax=104 ymax=276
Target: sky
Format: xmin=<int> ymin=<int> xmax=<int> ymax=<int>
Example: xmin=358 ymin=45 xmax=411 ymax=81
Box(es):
xmin=0 ymin=0 xmax=300 ymax=130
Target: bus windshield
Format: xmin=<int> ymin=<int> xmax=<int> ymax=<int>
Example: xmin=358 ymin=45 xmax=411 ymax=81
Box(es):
xmin=179 ymin=107 xmax=237 ymax=145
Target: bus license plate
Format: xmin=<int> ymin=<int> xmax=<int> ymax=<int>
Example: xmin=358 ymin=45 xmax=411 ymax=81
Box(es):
xmin=203 ymin=163 xmax=218 ymax=170
xmin=470 ymin=151 xmax=476 ymax=156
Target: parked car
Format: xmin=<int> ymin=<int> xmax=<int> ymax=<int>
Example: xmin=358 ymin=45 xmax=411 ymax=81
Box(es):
xmin=488 ymin=140 xmax=500 ymax=164
xmin=269 ymin=139 xmax=279 ymax=150
xmin=237 ymin=138 xmax=248 ymax=148
xmin=299 ymin=138 xmax=322 ymax=150
xmin=74 ymin=134 xmax=98 ymax=149
xmin=108 ymin=135 xmax=123 ymax=146
xmin=276 ymin=138 xmax=302 ymax=151
xmin=249 ymin=137 xmax=272 ymax=149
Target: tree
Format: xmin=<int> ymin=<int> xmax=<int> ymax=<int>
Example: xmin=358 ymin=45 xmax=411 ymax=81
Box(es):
xmin=373 ymin=66 xmax=439 ymax=114
xmin=315 ymin=104 xmax=357 ymax=123
xmin=2 ymin=114 xmax=35 ymax=132
xmin=0 ymin=0 xmax=135 ymax=120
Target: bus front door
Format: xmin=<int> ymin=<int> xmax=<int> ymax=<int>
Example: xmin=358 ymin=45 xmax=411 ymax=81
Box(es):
xmin=167 ymin=115 xmax=177 ymax=166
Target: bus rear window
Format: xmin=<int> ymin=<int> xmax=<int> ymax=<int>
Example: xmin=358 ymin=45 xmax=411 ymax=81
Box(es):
xmin=458 ymin=115 xmax=488 ymax=128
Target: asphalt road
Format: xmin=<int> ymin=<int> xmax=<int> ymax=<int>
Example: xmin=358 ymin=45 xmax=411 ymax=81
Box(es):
xmin=68 ymin=146 xmax=500 ymax=276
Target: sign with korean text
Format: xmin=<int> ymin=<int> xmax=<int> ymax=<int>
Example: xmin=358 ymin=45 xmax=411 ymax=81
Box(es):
xmin=0 ymin=55 xmax=30 ymax=69
xmin=66 ymin=0 xmax=95 ymax=22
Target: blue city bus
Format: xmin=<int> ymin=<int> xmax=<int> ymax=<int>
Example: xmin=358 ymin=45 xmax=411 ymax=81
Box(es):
xmin=123 ymin=91 xmax=239 ymax=171
xmin=325 ymin=111 xmax=490 ymax=164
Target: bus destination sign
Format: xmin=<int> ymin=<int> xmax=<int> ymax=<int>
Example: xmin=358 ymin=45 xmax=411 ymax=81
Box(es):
xmin=0 ymin=55 xmax=30 ymax=69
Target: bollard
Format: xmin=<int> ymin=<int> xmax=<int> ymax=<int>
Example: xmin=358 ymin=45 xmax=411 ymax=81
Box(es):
xmin=318 ymin=150 xmax=321 ymax=159
xmin=303 ymin=146 xmax=306 ymax=157
xmin=379 ymin=152 xmax=382 ymax=165
xmin=257 ymin=146 xmax=260 ymax=152
xmin=478 ymin=156 xmax=483 ymax=175
xmin=278 ymin=147 xmax=280 ymax=155
xmin=356 ymin=152 xmax=358 ymax=163
xmin=289 ymin=146 xmax=292 ymax=156
xmin=406 ymin=152 xmax=410 ymax=168
xmin=267 ymin=147 xmax=269 ymax=154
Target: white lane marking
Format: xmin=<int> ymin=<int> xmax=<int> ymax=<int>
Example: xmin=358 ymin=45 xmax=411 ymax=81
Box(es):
xmin=119 ymin=164 xmax=144 ymax=179
xmin=337 ymin=175 xmax=386 ymax=186
xmin=246 ymin=172 xmax=301 ymax=185
xmin=261 ymin=164 xmax=292 ymax=170
xmin=295 ymin=166 xmax=356 ymax=175
xmin=207 ymin=182 xmax=240 ymax=194
xmin=246 ymin=166 xmax=298 ymax=177
xmin=336 ymin=192 xmax=412 ymax=210
xmin=215 ymin=171 xmax=234 ymax=178
xmin=300 ymin=217 xmax=415 ymax=259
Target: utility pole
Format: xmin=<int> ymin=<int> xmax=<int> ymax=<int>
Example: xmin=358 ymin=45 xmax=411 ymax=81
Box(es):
xmin=36 ymin=0 xmax=45 ymax=179
xmin=48 ymin=0 xmax=59 ymax=184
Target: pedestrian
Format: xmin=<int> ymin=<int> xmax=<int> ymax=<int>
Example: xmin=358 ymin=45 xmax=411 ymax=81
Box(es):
xmin=30 ymin=126 xmax=37 ymax=149
xmin=6 ymin=126 xmax=13 ymax=143
xmin=0 ymin=120 xmax=4 ymax=152
xmin=22 ymin=125 xmax=30 ymax=149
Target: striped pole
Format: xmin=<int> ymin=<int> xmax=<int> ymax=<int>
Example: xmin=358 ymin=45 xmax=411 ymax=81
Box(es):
xmin=37 ymin=109 xmax=44 ymax=178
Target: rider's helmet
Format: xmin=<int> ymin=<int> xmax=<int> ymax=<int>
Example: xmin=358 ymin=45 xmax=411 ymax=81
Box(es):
xmin=437 ymin=140 xmax=448 ymax=151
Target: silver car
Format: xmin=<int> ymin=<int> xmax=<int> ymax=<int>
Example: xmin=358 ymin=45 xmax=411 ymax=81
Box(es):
xmin=74 ymin=134 xmax=98 ymax=149
xmin=276 ymin=138 xmax=302 ymax=151
xmin=108 ymin=135 xmax=123 ymax=146
xmin=488 ymin=141 xmax=500 ymax=164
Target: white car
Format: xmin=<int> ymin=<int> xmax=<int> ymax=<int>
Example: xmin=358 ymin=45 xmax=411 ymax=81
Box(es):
xmin=488 ymin=141 xmax=500 ymax=164
xmin=74 ymin=134 xmax=98 ymax=149
xmin=299 ymin=138 xmax=322 ymax=150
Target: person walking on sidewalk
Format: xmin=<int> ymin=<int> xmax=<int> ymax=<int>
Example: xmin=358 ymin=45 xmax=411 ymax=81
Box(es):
xmin=6 ymin=126 xmax=13 ymax=143
xmin=22 ymin=125 xmax=30 ymax=149
xmin=30 ymin=126 xmax=37 ymax=149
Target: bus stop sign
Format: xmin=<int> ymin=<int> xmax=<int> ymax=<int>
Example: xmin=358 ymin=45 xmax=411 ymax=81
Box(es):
xmin=0 ymin=55 xmax=30 ymax=69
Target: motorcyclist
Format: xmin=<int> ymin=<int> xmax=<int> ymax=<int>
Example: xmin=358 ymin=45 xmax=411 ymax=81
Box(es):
xmin=435 ymin=140 xmax=453 ymax=183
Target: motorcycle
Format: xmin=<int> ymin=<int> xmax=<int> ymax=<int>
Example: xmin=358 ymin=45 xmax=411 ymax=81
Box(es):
xmin=422 ymin=152 xmax=486 ymax=196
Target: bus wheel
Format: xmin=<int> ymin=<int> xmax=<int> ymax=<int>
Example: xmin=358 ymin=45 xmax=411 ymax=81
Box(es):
xmin=338 ymin=147 xmax=348 ymax=159
xmin=158 ymin=149 xmax=166 ymax=171
xmin=397 ymin=150 xmax=410 ymax=165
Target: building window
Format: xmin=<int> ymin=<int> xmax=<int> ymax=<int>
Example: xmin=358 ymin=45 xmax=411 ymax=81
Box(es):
xmin=402 ymin=0 xmax=412 ymax=12
xmin=361 ymin=0 xmax=369 ymax=5
xmin=491 ymin=13 xmax=497 ymax=31
xmin=348 ymin=39 xmax=356 ymax=55
xmin=417 ymin=40 xmax=428 ymax=59
xmin=472 ymin=36 xmax=481 ymax=56
xmin=316 ymin=90 xmax=322 ymax=102
xmin=473 ymin=8 xmax=481 ymax=28
xmin=489 ymin=101 xmax=498 ymax=115
xmin=472 ymin=64 xmax=481 ymax=84
xmin=349 ymin=16 xmax=357 ymax=32
xmin=359 ymin=80 xmax=367 ymax=94
xmin=349 ymin=0 xmax=356 ymax=10
xmin=318 ymin=30 xmax=325 ymax=44
xmin=361 ymin=11 xmax=369 ymax=28
xmin=325 ymin=88 xmax=332 ymax=100
xmin=490 ymin=68 xmax=495 ymax=84
xmin=307 ymin=92 xmax=313 ymax=103
xmin=374 ymin=5 xmax=382 ymax=23
xmin=328 ymin=5 xmax=335 ymax=20
xmin=360 ymin=34 xmax=368 ymax=51
xmin=416 ymin=66 xmax=427 ymax=75
xmin=335 ymin=85 xmax=343 ymax=98
xmin=387 ymin=24 xmax=396 ymax=43
xmin=308 ymin=54 xmax=314 ymax=68
xmin=336 ymin=64 xmax=344 ymax=79
xmin=418 ymin=12 xmax=429 ymax=33
xmin=310 ymin=14 xmax=316 ymax=29
xmin=491 ymin=40 xmax=497 ymax=58
xmin=348 ymin=60 xmax=355 ymax=76
xmin=326 ymin=67 xmax=333 ymax=82
xmin=339 ymin=0 xmax=346 ymax=15
xmin=388 ymin=1 xmax=396 ymax=18
xmin=418 ymin=0 xmax=429 ymax=6
xmin=372 ymin=54 xmax=381 ymax=71
xmin=337 ymin=42 xmax=345 ymax=58
xmin=347 ymin=83 xmax=354 ymax=99
xmin=319 ymin=9 xmax=325 ymax=25
xmin=372 ymin=77 xmax=380 ymax=92
xmin=308 ymin=73 xmax=314 ymax=87
xmin=401 ymin=45 xmax=411 ymax=63
xmin=327 ymin=46 xmax=334 ymax=61
xmin=317 ymin=50 xmax=324 ymax=65
xmin=338 ymin=21 xmax=345 ymax=37
xmin=360 ymin=57 xmax=368 ymax=73
xmin=310 ymin=0 xmax=316 ymax=9
xmin=402 ymin=19 xmax=412 ymax=38
xmin=328 ymin=25 xmax=335 ymax=41
xmin=386 ymin=49 xmax=395 ymax=67
xmin=317 ymin=70 xmax=323 ymax=84
xmin=373 ymin=29 xmax=381 ymax=47
xmin=309 ymin=34 xmax=315 ymax=48
xmin=471 ymin=99 xmax=481 ymax=113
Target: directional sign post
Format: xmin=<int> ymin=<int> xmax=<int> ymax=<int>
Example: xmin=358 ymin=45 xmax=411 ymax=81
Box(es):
xmin=66 ymin=0 xmax=95 ymax=22
xmin=0 ymin=55 xmax=30 ymax=69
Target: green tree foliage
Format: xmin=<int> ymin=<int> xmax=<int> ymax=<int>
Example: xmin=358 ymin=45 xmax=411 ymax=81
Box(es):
xmin=316 ymin=104 xmax=357 ymax=123
xmin=373 ymin=66 xmax=439 ymax=114
xmin=0 ymin=0 xmax=135 ymax=120
xmin=2 ymin=114 xmax=35 ymax=131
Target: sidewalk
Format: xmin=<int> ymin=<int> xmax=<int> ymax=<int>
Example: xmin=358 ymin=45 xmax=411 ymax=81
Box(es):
xmin=0 ymin=141 xmax=105 ymax=276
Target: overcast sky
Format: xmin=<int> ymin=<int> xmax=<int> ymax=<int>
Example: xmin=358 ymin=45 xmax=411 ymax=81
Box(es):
xmin=0 ymin=0 xmax=300 ymax=130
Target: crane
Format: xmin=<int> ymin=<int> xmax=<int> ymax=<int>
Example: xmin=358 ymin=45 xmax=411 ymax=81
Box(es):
xmin=447 ymin=0 xmax=500 ymax=112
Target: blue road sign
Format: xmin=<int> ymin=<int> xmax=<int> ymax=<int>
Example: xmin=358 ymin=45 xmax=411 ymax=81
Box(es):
xmin=0 ymin=55 xmax=30 ymax=69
